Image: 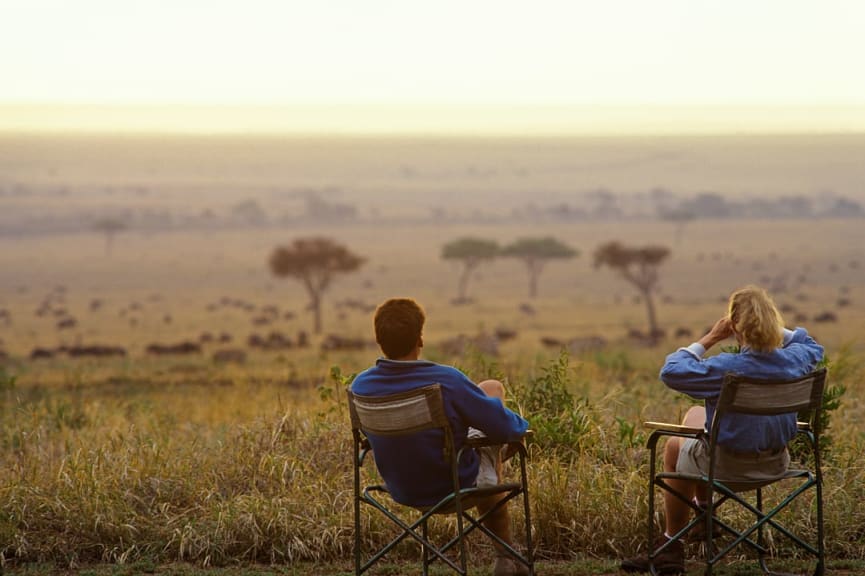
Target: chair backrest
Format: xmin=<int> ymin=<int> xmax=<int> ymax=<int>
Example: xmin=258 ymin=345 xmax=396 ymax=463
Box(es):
xmin=716 ymin=368 xmax=827 ymax=418
xmin=348 ymin=383 xmax=449 ymax=437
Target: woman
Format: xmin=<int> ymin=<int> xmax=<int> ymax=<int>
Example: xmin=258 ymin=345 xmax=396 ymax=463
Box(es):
xmin=622 ymin=285 xmax=824 ymax=574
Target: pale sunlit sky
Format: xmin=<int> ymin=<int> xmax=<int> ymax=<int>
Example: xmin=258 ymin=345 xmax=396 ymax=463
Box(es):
xmin=2 ymin=0 xmax=865 ymax=134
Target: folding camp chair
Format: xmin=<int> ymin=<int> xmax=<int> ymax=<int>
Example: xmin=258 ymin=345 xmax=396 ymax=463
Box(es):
xmin=348 ymin=383 xmax=534 ymax=575
xmin=644 ymin=368 xmax=827 ymax=576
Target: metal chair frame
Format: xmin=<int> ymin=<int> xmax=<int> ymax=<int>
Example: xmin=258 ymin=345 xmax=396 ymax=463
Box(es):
xmin=645 ymin=368 xmax=827 ymax=576
xmin=348 ymin=383 xmax=534 ymax=575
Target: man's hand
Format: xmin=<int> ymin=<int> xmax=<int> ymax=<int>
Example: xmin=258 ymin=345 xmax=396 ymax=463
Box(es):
xmin=698 ymin=316 xmax=734 ymax=350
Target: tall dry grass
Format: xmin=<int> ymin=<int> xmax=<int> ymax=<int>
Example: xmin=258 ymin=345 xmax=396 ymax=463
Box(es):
xmin=1 ymin=345 xmax=864 ymax=569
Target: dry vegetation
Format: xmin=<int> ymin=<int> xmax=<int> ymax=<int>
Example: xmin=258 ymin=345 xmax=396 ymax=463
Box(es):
xmin=1 ymin=134 xmax=865 ymax=573
xmin=1 ymin=343 xmax=864 ymax=573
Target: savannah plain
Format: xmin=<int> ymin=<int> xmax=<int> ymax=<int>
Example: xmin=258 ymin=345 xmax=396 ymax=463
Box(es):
xmin=1 ymin=133 xmax=865 ymax=574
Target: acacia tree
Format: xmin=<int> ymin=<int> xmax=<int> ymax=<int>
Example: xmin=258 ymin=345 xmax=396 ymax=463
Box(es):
xmin=92 ymin=217 xmax=127 ymax=257
xmin=269 ymin=237 xmax=365 ymax=334
xmin=594 ymin=241 xmax=670 ymax=342
xmin=502 ymin=237 xmax=578 ymax=298
xmin=441 ymin=237 xmax=499 ymax=303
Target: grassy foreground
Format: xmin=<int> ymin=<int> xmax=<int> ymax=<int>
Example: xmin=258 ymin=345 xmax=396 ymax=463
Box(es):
xmin=1 ymin=344 xmax=864 ymax=573
xmin=5 ymin=559 xmax=865 ymax=575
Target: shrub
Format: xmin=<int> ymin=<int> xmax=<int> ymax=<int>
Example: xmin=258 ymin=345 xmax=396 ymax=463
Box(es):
xmin=512 ymin=350 xmax=593 ymax=456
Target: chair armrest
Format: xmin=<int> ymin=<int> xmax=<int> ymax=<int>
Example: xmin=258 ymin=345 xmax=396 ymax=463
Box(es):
xmin=644 ymin=421 xmax=703 ymax=434
xmin=465 ymin=430 xmax=533 ymax=462
xmin=465 ymin=429 xmax=533 ymax=448
xmin=504 ymin=429 xmax=533 ymax=461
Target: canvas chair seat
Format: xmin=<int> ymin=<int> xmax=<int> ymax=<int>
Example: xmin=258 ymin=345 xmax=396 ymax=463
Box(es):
xmin=656 ymin=467 xmax=812 ymax=494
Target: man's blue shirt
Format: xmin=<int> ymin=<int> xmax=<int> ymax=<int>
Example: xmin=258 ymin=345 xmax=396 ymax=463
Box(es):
xmin=351 ymin=358 xmax=529 ymax=507
xmin=659 ymin=327 xmax=824 ymax=452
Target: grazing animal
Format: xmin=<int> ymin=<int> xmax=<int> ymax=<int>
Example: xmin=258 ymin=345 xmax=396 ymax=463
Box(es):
xmin=57 ymin=317 xmax=78 ymax=330
xmin=518 ymin=303 xmax=536 ymax=316
xmin=67 ymin=345 xmax=127 ymax=358
xmin=296 ymin=331 xmax=309 ymax=347
xmin=30 ymin=347 xmax=55 ymax=360
xmin=145 ymin=341 xmax=202 ymax=355
xmin=494 ymin=327 xmax=518 ymax=341
xmin=674 ymin=327 xmax=693 ymax=339
xmin=813 ymin=311 xmax=838 ymax=323
xmin=540 ymin=336 xmax=564 ymax=348
xmin=320 ymin=334 xmax=374 ymax=352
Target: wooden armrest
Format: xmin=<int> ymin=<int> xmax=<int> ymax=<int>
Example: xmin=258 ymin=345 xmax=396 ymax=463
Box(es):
xmin=797 ymin=421 xmax=812 ymax=432
xmin=643 ymin=421 xmax=703 ymax=434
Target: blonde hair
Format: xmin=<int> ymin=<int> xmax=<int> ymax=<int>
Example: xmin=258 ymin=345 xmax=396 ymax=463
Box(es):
xmin=728 ymin=285 xmax=784 ymax=353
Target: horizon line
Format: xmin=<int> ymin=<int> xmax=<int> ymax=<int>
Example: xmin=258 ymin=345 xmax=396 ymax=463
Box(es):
xmin=2 ymin=103 xmax=865 ymax=136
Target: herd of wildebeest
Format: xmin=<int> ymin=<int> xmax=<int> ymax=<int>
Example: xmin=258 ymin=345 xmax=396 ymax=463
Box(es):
xmin=0 ymin=285 xmax=390 ymax=365
xmin=0 ymin=274 xmax=852 ymax=367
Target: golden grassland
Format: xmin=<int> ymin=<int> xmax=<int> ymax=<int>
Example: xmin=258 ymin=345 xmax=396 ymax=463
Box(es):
xmin=1 ymin=217 xmax=864 ymax=573
xmin=1 ymin=218 xmax=863 ymax=354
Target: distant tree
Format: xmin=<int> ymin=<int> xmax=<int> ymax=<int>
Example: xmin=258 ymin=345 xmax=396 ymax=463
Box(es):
xmin=686 ymin=192 xmax=737 ymax=219
xmin=648 ymin=187 xmax=675 ymax=213
xmin=92 ymin=217 xmax=127 ymax=256
xmin=441 ymin=237 xmax=500 ymax=302
xmin=659 ymin=208 xmax=695 ymax=244
xmin=231 ymin=199 xmax=267 ymax=225
xmin=594 ymin=241 xmax=670 ymax=342
xmin=305 ymin=193 xmax=357 ymax=222
xmin=269 ymin=238 xmax=365 ymax=334
xmin=587 ymin=188 xmax=622 ymax=219
xmin=502 ymin=237 xmax=578 ymax=298
xmin=823 ymin=196 xmax=864 ymax=218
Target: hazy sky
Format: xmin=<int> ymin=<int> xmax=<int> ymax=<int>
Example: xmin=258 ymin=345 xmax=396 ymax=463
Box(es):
xmin=3 ymin=0 xmax=865 ymax=133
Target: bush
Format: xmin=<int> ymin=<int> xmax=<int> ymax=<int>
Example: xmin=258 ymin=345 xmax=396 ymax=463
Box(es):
xmin=512 ymin=350 xmax=593 ymax=456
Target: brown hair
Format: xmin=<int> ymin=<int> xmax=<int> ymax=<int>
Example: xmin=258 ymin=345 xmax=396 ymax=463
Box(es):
xmin=728 ymin=285 xmax=784 ymax=353
xmin=374 ymin=298 xmax=425 ymax=359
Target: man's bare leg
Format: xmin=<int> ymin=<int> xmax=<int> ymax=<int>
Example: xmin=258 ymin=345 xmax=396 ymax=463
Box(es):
xmin=475 ymin=379 xmax=514 ymax=552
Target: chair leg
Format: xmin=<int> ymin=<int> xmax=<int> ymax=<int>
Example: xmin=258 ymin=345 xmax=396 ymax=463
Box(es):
xmin=519 ymin=454 xmax=535 ymax=575
xmin=756 ymin=488 xmax=770 ymax=575
xmin=354 ymin=465 xmax=361 ymax=575
xmin=456 ymin=500 xmax=468 ymax=575
xmin=422 ymin=518 xmax=430 ymax=576
xmin=816 ymin=467 xmax=825 ymax=576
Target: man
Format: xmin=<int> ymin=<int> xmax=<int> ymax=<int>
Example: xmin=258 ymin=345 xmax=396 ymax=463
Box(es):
xmin=622 ymin=285 xmax=824 ymax=574
xmin=351 ymin=297 xmax=530 ymax=576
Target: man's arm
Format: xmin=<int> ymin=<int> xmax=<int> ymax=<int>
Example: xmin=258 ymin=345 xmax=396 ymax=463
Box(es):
xmin=451 ymin=376 xmax=528 ymax=443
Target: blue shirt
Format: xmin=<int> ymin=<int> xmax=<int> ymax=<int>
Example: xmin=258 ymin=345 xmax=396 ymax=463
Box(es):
xmin=351 ymin=358 xmax=529 ymax=507
xmin=659 ymin=328 xmax=824 ymax=453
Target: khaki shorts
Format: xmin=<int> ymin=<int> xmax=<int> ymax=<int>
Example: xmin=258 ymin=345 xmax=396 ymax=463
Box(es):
xmin=677 ymin=435 xmax=790 ymax=482
xmin=468 ymin=427 xmax=500 ymax=487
